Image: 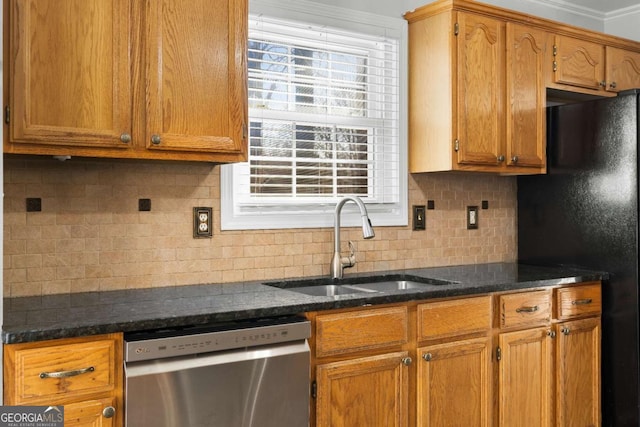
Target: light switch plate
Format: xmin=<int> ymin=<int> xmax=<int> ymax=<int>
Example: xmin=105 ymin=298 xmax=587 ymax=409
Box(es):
xmin=467 ymin=206 xmax=478 ymax=230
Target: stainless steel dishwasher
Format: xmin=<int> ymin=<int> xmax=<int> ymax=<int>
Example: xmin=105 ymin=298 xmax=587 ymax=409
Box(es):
xmin=124 ymin=316 xmax=311 ymax=427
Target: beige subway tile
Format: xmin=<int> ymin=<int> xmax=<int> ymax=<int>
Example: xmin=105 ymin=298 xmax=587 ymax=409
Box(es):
xmin=12 ymin=282 xmax=43 ymax=297
xmin=222 ymin=269 xmax=244 ymax=283
xmin=70 ymin=278 xmax=101 ymax=293
xmin=99 ymin=277 xmax=129 ymax=291
xmin=12 ymin=254 xmax=42 ymax=269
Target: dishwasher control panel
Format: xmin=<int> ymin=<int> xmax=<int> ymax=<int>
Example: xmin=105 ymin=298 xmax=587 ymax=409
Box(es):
xmin=124 ymin=316 xmax=311 ymax=362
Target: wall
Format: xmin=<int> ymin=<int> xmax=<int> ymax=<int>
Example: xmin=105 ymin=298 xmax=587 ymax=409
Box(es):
xmin=2 ymin=157 xmax=516 ymax=296
xmin=311 ymin=0 xmax=605 ymax=31
xmin=606 ymin=9 xmax=640 ymax=41
xmin=4 ymin=0 xmax=638 ymax=298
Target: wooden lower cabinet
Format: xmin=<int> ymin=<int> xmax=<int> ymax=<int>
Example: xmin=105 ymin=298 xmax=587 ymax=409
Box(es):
xmin=64 ymin=398 xmax=117 ymax=427
xmin=417 ymin=337 xmax=491 ymax=427
xmin=3 ymin=333 xmax=123 ymax=427
xmin=316 ymin=352 xmax=410 ymax=427
xmin=555 ymin=317 xmax=601 ymax=427
xmin=309 ymin=282 xmax=601 ymax=427
xmin=498 ymin=327 xmax=553 ymax=427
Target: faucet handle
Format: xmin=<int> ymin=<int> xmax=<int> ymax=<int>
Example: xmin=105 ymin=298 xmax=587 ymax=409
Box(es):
xmin=348 ymin=241 xmax=356 ymax=258
xmin=340 ymin=241 xmax=356 ymax=269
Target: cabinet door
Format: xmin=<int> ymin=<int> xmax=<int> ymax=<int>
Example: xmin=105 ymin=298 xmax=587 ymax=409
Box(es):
xmin=316 ymin=352 xmax=409 ymax=427
xmin=498 ymin=327 xmax=552 ymax=427
xmin=8 ymin=0 xmax=132 ymax=150
xmin=417 ymin=337 xmax=491 ymax=427
xmin=552 ymin=35 xmax=605 ymax=91
xmin=505 ymin=24 xmax=546 ymax=169
xmin=64 ymin=397 xmax=116 ymax=427
xmin=145 ymin=0 xmax=247 ymax=158
xmin=455 ymin=13 xmax=504 ymax=168
xmin=606 ymin=47 xmax=640 ymax=93
xmin=555 ymin=318 xmax=601 ymax=427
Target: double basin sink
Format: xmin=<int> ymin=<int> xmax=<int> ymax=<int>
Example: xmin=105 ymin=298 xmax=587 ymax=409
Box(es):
xmin=265 ymin=276 xmax=458 ymax=297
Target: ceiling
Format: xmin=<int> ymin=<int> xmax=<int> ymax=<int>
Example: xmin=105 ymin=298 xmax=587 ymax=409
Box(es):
xmin=540 ymin=0 xmax=640 ymax=15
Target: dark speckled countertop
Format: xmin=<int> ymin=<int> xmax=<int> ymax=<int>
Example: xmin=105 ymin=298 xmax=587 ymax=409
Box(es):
xmin=2 ymin=262 xmax=607 ymax=344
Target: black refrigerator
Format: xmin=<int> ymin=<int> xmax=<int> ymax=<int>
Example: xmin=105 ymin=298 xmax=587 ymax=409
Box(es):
xmin=518 ymin=89 xmax=640 ymax=426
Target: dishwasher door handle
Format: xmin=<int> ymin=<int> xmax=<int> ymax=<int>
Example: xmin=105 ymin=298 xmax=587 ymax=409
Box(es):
xmin=125 ymin=340 xmax=310 ymax=378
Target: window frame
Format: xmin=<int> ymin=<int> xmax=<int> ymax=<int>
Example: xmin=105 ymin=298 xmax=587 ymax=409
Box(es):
xmin=221 ymin=0 xmax=408 ymax=230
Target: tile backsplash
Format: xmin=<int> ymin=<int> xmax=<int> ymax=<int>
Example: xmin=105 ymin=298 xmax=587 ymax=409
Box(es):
xmin=3 ymin=157 xmax=517 ymax=297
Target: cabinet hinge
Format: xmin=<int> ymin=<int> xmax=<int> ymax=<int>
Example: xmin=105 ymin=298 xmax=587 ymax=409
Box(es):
xmin=311 ymin=380 xmax=317 ymax=399
xmin=4 ymin=106 xmax=9 ymax=124
xmin=496 ymin=346 xmax=502 ymax=361
xmin=242 ymin=122 xmax=248 ymax=140
xmin=454 ymin=139 xmax=460 ymax=152
xmin=552 ymin=44 xmax=557 ymax=56
xmin=454 ymin=22 xmax=459 ymax=36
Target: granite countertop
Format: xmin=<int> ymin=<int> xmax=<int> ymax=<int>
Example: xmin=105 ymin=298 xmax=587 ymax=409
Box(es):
xmin=2 ymin=262 xmax=607 ymax=344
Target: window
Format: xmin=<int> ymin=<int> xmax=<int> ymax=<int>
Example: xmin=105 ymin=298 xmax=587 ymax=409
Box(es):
xmin=221 ymin=1 xmax=407 ymax=230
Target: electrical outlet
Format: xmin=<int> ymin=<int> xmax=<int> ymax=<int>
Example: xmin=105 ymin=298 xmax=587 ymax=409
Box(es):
xmin=467 ymin=206 xmax=478 ymax=230
xmin=413 ymin=205 xmax=426 ymax=230
xmin=193 ymin=207 xmax=213 ymax=238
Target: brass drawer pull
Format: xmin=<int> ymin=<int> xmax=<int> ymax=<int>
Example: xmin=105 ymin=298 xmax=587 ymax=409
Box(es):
xmin=40 ymin=366 xmax=94 ymax=379
xmin=572 ymin=298 xmax=592 ymax=305
xmin=515 ymin=305 xmax=539 ymax=313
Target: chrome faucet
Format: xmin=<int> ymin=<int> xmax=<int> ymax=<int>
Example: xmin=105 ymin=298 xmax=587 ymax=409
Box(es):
xmin=330 ymin=196 xmax=375 ymax=280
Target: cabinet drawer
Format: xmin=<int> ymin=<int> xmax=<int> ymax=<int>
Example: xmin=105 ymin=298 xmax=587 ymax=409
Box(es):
xmin=499 ymin=290 xmax=551 ymax=329
xmin=315 ymin=306 xmax=408 ymax=357
xmin=556 ymin=283 xmax=601 ymax=320
xmin=417 ymin=296 xmax=492 ymax=341
xmin=4 ymin=335 xmax=119 ymax=405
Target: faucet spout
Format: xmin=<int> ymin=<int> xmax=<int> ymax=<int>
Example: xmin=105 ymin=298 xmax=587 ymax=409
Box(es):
xmin=331 ymin=196 xmax=375 ymax=280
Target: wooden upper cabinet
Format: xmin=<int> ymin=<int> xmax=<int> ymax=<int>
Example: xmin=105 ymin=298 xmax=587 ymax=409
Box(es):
xmin=405 ymin=5 xmax=546 ymax=175
xmin=551 ymin=34 xmax=605 ymax=91
xmin=455 ymin=13 xmax=504 ymax=168
xmin=7 ymin=0 xmax=133 ymax=150
xmin=4 ymin=0 xmax=248 ymax=162
xmin=505 ymin=23 xmax=546 ymax=169
xmin=144 ymin=0 xmax=247 ymax=156
xmin=606 ymin=47 xmax=640 ymax=92
xmin=550 ymin=34 xmax=640 ymax=95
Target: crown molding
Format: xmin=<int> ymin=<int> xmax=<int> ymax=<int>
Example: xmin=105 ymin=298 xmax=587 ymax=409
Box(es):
xmin=528 ymin=0 xmax=640 ymax=21
xmin=526 ymin=0 xmax=605 ymax=20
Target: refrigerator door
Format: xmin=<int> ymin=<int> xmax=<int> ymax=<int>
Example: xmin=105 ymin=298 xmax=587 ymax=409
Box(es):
xmin=518 ymin=91 xmax=639 ymax=426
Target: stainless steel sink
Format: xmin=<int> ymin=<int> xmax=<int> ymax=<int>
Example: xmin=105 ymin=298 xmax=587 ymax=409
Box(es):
xmin=286 ymin=284 xmax=378 ymax=297
xmin=265 ymin=276 xmax=457 ymax=296
xmin=355 ymin=278 xmax=456 ymax=292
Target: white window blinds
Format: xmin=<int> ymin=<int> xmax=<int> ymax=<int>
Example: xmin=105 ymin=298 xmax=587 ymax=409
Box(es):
xmin=221 ymin=6 xmax=407 ymax=230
